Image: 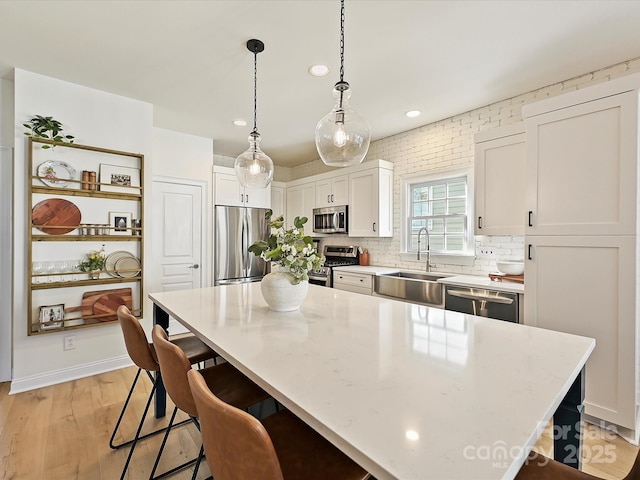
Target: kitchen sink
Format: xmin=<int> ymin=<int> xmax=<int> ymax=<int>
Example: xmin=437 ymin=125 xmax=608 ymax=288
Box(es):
xmin=373 ymin=271 xmax=449 ymax=307
xmin=378 ymin=271 xmax=449 ymax=282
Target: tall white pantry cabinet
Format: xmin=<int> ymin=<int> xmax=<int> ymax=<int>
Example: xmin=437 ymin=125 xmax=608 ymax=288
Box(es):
xmin=522 ymin=73 xmax=640 ymax=436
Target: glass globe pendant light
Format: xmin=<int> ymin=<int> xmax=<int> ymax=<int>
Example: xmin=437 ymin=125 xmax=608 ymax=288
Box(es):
xmin=235 ymin=39 xmax=274 ymax=188
xmin=315 ymin=0 xmax=370 ymax=167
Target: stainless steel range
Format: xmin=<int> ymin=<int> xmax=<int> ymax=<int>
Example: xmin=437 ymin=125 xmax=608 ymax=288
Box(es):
xmin=308 ymin=245 xmax=359 ymax=287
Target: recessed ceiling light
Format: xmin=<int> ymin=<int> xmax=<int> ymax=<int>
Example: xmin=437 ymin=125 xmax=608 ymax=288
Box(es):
xmin=308 ymin=64 xmax=329 ymax=77
xmin=405 ymin=110 xmax=421 ymax=118
xmin=233 ymin=119 xmax=247 ymax=127
xmin=405 ymin=430 xmax=420 ymax=441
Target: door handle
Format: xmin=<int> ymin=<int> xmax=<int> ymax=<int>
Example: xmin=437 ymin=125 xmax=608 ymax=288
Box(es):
xmin=188 ymin=264 xmax=200 ymax=269
xmin=478 ymin=216 xmax=482 ymax=229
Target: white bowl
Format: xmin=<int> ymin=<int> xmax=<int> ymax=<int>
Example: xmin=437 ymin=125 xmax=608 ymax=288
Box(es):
xmin=495 ymin=260 xmax=524 ymax=275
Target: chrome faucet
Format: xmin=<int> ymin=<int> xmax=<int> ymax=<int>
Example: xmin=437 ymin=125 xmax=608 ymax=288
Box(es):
xmin=417 ymin=226 xmax=431 ymax=272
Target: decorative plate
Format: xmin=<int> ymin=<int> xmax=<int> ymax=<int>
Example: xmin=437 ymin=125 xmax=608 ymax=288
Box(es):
xmin=105 ymin=251 xmax=135 ymax=277
xmin=32 ymin=198 xmax=81 ymax=234
xmin=115 ymin=256 xmax=141 ymax=278
xmin=37 ymin=160 xmax=76 ymax=188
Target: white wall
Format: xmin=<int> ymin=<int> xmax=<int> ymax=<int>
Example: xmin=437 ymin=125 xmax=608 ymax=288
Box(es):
xmin=288 ymin=56 xmax=640 ymax=275
xmin=11 ymin=69 xmax=153 ymax=393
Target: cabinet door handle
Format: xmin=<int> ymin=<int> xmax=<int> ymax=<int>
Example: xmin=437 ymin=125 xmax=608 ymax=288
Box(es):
xmin=528 ymin=211 xmax=533 ymax=227
xmin=359 ymin=278 xmax=363 ymax=282
xmin=528 ymin=244 xmax=533 ymax=260
xmin=240 ymin=193 xmax=244 ymax=203
xmin=245 ymin=194 xmax=249 ymax=203
xmin=373 ymin=222 xmax=376 ymax=232
xmin=327 ymin=194 xmax=331 ymax=203
xmin=331 ymin=194 xmax=334 ymax=203
xmin=478 ymin=216 xmax=482 ymax=229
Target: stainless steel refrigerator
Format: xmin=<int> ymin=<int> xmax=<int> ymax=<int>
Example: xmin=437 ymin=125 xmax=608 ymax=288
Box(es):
xmin=214 ymin=206 xmax=269 ymax=285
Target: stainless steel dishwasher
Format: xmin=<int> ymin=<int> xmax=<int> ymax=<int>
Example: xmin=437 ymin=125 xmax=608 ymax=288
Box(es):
xmin=444 ymin=285 xmax=519 ymax=323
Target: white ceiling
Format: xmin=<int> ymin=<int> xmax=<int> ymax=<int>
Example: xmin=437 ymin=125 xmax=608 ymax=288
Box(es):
xmin=1 ymin=1 xmax=640 ymax=168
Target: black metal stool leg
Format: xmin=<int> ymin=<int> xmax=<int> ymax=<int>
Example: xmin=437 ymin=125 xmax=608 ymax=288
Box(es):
xmin=111 ymin=369 xmax=191 ymax=450
xmin=149 ymin=411 xmax=201 ymax=480
xmin=119 ymin=379 xmax=157 ymax=480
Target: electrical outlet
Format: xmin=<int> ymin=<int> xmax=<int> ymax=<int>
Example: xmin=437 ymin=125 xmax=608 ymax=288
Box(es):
xmin=63 ymin=335 xmax=76 ymax=351
xmin=478 ymin=248 xmax=495 ymax=257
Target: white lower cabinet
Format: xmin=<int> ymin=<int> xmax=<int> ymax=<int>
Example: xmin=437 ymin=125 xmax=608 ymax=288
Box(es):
xmin=524 ymin=235 xmax=636 ymax=429
xmin=333 ymin=272 xmax=373 ymax=295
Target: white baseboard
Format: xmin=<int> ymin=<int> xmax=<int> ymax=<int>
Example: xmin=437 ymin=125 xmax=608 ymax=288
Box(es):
xmin=9 ymin=355 xmax=133 ymax=394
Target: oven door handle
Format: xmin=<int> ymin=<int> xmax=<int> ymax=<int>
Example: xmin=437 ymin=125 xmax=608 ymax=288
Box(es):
xmin=446 ymin=289 xmax=514 ymax=305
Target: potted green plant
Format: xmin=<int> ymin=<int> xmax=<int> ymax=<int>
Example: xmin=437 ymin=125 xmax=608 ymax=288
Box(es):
xmin=79 ymin=245 xmax=106 ymax=279
xmin=249 ymin=212 xmax=324 ymax=311
xmin=23 ymin=115 xmax=75 ymax=149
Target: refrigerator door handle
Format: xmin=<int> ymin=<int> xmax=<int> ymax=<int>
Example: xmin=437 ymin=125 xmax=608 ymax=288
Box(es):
xmin=244 ymin=211 xmax=251 ymax=278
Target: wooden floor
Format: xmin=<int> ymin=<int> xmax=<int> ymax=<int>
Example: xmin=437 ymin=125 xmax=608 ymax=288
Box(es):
xmin=0 ymin=366 xmax=638 ymax=479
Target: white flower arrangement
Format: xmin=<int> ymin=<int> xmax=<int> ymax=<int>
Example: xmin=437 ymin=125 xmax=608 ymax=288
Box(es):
xmin=248 ymin=212 xmax=324 ymax=284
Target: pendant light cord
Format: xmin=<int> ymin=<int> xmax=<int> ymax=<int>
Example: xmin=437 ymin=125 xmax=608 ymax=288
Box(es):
xmin=339 ymin=0 xmax=345 ymax=84
xmin=338 ymin=0 xmax=346 ymax=110
xmin=253 ymin=47 xmax=258 ymax=135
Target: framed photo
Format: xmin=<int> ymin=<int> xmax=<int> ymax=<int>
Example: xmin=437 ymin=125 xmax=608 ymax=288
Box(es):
xmin=40 ymin=303 xmax=64 ymax=330
xmin=109 ymin=211 xmax=132 ymax=235
xmin=99 ymin=164 xmax=140 ymax=193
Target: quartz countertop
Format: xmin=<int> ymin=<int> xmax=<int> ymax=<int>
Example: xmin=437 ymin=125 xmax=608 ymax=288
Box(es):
xmin=150 ymin=283 xmax=592 ymax=480
xmin=439 ymin=274 xmax=525 ymax=294
xmin=331 ymin=265 xmax=399 ymax=275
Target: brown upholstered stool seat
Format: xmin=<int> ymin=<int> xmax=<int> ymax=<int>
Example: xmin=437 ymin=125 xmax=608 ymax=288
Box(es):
xmin=113 ymin=306 xmax=218 ymax=480
xmin=150 ymin=325 xmax=271 ymax=479
xmin=188 ymin=368 xmax=370 ymax=480
xmin=516 ymin=450 xmax=640 ymax=480
xmin=163 ymin=334 xmax=217 ymax=366
xmin=516 ymin=454 xmax=600 ymax=480
xmin=262 ymin=409 xmax=369 ymax=480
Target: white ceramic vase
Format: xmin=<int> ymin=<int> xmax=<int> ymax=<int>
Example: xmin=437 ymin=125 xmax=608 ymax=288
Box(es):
xmin=260 ymin=270 xmax=308 ymax=312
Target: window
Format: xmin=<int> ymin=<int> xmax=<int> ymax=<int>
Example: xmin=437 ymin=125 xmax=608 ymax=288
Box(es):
xmin=406 ymin=173 xmax=470 ymax=254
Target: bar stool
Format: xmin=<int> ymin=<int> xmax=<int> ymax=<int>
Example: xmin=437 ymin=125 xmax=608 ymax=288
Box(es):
xmin=516 ymin=450 xmax=640 ymax=480
xmin=151 ymin=325 xmax=271 ymax=480
xmin=187 ymin=368 xmax=370 ymax=480
xmin=113 ymin=306 xmax=217 ymax=480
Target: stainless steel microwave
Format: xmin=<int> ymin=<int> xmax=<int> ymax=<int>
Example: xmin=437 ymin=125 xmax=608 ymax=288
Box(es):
xmin=313 ymin=206 xmax=348 ymax=234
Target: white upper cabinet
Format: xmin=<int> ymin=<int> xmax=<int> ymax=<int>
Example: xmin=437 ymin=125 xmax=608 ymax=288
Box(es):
xmin=524 ymin=90 xmax=638 ymax=236
xmin=349 ymin=166 xmax=393 ymax=237
xmin=213 ymin=167 xmax=271 ymax=208
xmin=474 ymin=124 xmax=525 ymax=235
xmin=270 ymin=181 xmax=286 ymax=218
xmin=286 ymin=181 xmax=315 ymax=225
xmin=316 ymin=174 xmax=349 ymax=207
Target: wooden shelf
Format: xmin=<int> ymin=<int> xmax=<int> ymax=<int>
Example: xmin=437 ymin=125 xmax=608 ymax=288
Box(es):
xmin=28 ymin=137 xmax=145 ymax=335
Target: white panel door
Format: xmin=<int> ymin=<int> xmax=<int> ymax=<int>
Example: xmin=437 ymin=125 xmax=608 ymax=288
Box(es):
xmin=153 ymin=180 xmax=205 ymax=332
xmin=525 ymin=91 xmax=638 ymax=236
xmin=524 ymin=235 xmax=636 ymax=428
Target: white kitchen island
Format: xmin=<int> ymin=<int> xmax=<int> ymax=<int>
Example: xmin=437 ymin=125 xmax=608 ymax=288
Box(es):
xmin=150 ymin=283 xmax=594 ymax=480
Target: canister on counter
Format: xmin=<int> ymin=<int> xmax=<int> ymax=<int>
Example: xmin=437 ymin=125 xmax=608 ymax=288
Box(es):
xmin=359 ymin=249 xmax=370 ymax=266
